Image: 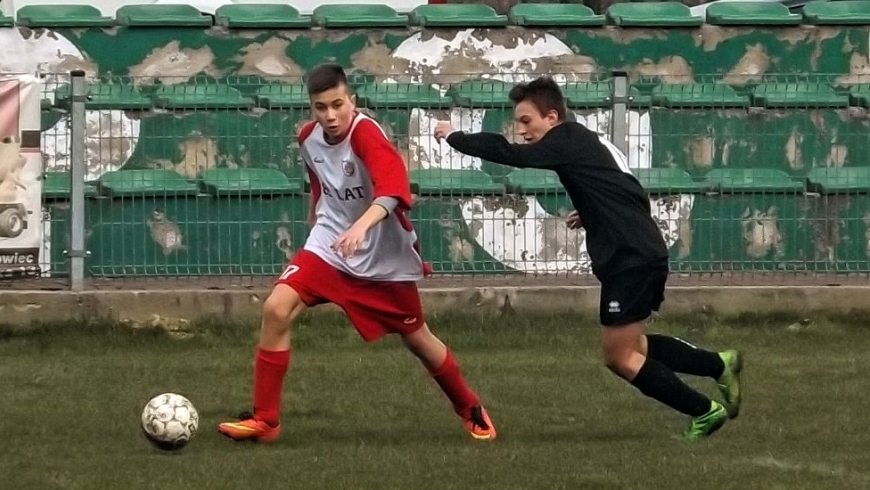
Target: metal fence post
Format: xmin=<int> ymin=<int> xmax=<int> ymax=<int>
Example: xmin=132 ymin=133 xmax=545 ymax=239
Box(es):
xmin=610 ymin=71 xmax=630 ymax=157
xmin=68 ymin=70 xmax=87 ymax=291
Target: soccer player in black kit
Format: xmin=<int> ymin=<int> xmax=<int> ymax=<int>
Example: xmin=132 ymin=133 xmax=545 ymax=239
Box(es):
xmin=434 ymin=76 xmax=742 ymax=440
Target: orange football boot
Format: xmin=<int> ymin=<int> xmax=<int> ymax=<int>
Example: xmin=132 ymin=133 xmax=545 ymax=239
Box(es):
xmin=463 ymin=405 xmax=496 ymax=441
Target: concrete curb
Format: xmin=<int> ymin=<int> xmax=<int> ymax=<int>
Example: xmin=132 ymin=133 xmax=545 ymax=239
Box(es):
xmin=0 ymin=286 xmax=868 ymax=326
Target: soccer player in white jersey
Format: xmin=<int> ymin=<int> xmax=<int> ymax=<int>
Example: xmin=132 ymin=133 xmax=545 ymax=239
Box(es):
xmin=434 ymin=77 xmax=742 ymax=441
xmin=218 ymin=63 xmax=496 ymax=443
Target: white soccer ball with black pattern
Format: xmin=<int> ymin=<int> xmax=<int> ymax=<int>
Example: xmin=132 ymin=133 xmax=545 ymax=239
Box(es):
xmin=140 ymin=393 xmax=199 ymax=451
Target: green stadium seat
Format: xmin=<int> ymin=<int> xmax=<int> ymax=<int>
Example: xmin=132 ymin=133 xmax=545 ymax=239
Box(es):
xmin=606 ymin=2 xmax=703 ymax=27
xmin=356 ymin=83 xmax=450 ymax=109
xmin=704 ymin=169 xmax=804 ymax=193
xmin=16 ymin=5 xmax=113 ymax=27
xmin=153 ymin=85 xmax=253 ymax=110
xmin=562 ymin=82 xmax=611 ymax=108
xmin=87 ymin=83 xmax=153 ymax=110
xmin=0 ymin=14 xmax=12 ymax=27
xmin=215 ymin=4 xmax=311 ymax=28
xmin=116 ymin=5 xmax=212 ymax=27
xmin=410 ymin=168 xmax=504 ymax=196
xmin=42 ymin=171 xmax=97 ymax=200
xmin=848 ymin=84 xmax=870 ymax=107
xmin=312 ymin=4 xmax=408 ymax=28
xmin=199 ymin=168 xmax=304 ymax=196
xmin=509 ymin=4 xmax=605 ymax=26
xmin=448 ymin=80 xmax=513 ymax=108
xmin=503 ymin=168 xmax=564 ymax=194
xmin=98 ymin=170 xmax=199 ymax=197
xmin=705 ymin=2 xmax=801 ymax=25
xmin=410 ymin=4 xmax=508 ymax=27
xmin=55 ymin=83 xmax=152 ymax=111
xmin=751 ymin=83 xmax=848 ymax=108
xmin=627 ymin=86 xmax=654 ymax=108
xmin=633 ymin=168 xmax=705 ymax=194
xmin=254 ymin=84 xmax=308 ymax=109
xmin=652 ymin=83 xmax=750 ymax=108
xmin=806 ymin=167 xmax=870 ymax=193
xmin=803 ymin=1 xmax=870 ymax=25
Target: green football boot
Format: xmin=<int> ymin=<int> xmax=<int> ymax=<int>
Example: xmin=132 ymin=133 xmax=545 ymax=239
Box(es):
xmin=717 ymin=349 xmax=743 ymax=419
xmin=684 ymin=401 xmax=728 ymax=441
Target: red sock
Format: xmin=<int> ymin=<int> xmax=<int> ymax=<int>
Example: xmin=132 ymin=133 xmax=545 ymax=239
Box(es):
xmin=430 ymin=350 xmax=480 ymax=417
xmin=252 ymin=347 xmax=291 ymax=427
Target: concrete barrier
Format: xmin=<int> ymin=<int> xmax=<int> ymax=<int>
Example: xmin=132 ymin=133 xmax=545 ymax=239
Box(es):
xmin=1 ymin=286 xmax=868 ymax=327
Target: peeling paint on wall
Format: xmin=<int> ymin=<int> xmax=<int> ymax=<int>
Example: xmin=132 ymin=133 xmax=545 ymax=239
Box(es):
xmin=742 ymin=206 xmax=784 ymax=259
xmin=147 ymin=209 xmax=186 ymax=256
xmin=0 ymin=28 xmax=140 ymax=179
xmin=128 ymin=41 xmax=218 ymax=85
xmin=43 ymin=110 xmax=139 ymax=179
xmin=458 ymin=193 xmax=694 ymax=273
xmin=785 ymin=130 xmax=804 ymax=172
xmin=836 ymin=52 xmax=870 ymax=85
xmin=825 ymin=143 xmax=848 ymax=168
xmin=633 ymin=56 xmax=693 ymax=84
xmin=175 ymin=134 xmax=219 ymax=178
xmin=723 ymin=44 xmax=771 ymax=86
xmin=392 ymin=30 xmax=580 ymax=84
xmin=0 ymin=28 xmax=97 ymax=78
xmin=653 ymin=195 xmax=695 ymax=259
xmin=236 ymin=37 xmax=303 ymax=81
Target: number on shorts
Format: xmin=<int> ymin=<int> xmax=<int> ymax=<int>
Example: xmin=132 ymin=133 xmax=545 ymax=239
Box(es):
xmin=278 ymin=265 xmax=300 ymax=281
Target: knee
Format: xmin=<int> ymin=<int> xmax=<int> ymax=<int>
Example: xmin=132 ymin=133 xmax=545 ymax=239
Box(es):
xmin=401 ymin=324 xmax=433 ymax=353
xmin=262 ymin=287 xmax=304 ymax=331
xmin=602 ymin=346 xmax=634 ymax=379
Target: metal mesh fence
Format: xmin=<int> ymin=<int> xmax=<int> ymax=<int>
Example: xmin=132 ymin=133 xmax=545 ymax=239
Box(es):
xmin=629 ymin=72 xmax=870 ymax=285
xmin=7 ymin=71 xmax=870 ymax=289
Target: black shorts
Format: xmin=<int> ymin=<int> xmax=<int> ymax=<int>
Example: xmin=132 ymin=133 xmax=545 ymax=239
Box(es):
xmin=599 ymin=260 xmax=669 ymax=327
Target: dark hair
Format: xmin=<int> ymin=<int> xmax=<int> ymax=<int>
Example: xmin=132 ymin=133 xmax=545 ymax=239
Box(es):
xmin=508 ymin=76 xmax=568 ymax=121
xmin=306 ymin=63 xmax=349 ymax=95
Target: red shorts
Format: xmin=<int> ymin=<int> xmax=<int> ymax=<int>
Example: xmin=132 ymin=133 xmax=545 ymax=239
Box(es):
xmin=275 ymin=249 xmax=425 ymax=342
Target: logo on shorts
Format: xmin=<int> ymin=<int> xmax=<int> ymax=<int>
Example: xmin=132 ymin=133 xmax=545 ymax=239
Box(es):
xmin=403 ymin=317 xmax=418 ymax=325
xmin=314 ymin=156 xmax=324 ymax=163
xmin=608 ymin=301 xmax=621 ymax=313
xmin=278 ymin=265 xmax=300 ymax=281
xmin=342 ymin=160 xmax=355 ymax=176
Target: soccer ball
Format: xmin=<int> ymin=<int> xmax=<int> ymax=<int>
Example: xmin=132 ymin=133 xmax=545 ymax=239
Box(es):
xmin=140 ymin=393 xmax=199 ymax=451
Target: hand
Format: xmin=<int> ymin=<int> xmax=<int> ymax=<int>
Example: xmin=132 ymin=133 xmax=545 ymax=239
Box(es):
xmin=332 ymin=225 xmax=367 ymax=259
xmin=433 ymin=121 xmax=454 ymax=143
xmin=566 ymin=210 xmax=583 ymax=230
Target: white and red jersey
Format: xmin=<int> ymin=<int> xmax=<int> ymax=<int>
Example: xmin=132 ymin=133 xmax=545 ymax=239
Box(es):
xmin=298 ymin=113 xmax=426 ymax=281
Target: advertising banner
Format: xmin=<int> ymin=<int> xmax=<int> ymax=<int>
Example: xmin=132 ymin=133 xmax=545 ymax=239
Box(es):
xmin=0 ymin=75 xmax=43 ymax=279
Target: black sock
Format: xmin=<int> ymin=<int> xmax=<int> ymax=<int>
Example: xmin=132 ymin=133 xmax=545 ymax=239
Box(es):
xmin=630 ymin=358 xmax=712 ymax=417
xmin=646 ymin=334 xmax=725 ymax=379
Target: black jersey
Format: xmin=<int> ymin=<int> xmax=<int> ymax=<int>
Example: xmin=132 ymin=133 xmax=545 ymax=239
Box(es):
xmin=446 ymin=122 xmax=669 ymax=280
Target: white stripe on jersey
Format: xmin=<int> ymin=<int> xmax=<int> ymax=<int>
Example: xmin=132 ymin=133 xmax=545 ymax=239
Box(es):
xmin=597 ymin=134 xmax=632 ymax=175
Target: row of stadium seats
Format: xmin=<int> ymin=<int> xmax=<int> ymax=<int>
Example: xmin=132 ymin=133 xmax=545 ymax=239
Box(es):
xmin=413 ymin=167 xmax=870 ymax=195
xmin=41 ymin=166 xmax=870 ymax=201
xmin=3 ymin=2 xmax=870 ymax=29
xmin=53 ymin=80 xmax=870 ymax=110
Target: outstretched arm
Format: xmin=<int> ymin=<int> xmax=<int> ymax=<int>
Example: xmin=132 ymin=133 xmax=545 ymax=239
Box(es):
xmin=434 ymin=121 xmax=560 ymax=169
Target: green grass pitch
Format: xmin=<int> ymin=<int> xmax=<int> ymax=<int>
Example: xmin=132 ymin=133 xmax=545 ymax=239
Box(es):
xmin=2 ymin=311 xmax=869 ymax=490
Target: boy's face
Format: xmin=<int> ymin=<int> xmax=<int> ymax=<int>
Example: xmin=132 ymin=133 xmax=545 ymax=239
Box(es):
xmin=310 ymin=84 xmax=356 ymax=142
xmin=513 ymin=100 xmax=559 ymax=143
